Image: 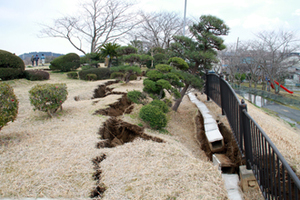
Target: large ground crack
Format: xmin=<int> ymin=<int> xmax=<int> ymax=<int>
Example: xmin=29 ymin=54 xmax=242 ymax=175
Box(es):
xmin=90 ymin=80 xmax=165 ymax=198
xmin=97 ymin=117 xmax=164 ymax=148
xmin=93 ymin=94 xmax=134 ymax=117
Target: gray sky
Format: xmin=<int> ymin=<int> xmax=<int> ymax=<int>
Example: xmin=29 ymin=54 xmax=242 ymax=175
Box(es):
xmin=1 ymin=0 xmax=299 ymax=55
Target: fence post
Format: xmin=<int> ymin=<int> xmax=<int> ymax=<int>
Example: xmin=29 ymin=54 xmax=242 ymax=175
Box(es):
xmin=206 ymin=72 xmax=210 ymax=101
xmin=240 ymin=99 xmax=253 ymax=170
xmin=219 ymin=74 xmax=225 ymax=115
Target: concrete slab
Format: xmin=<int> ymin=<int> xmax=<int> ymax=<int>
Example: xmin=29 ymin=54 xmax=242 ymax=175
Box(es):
xmin=204 ymin=123 xmax=219 ymax=132
xmin=204 ymin=117 xmax=216 ymax=124
xmin=205 ymin=129 xmax=224 ymax=152
xmin=222 ymin=174 xmax=243 ymax=200
xmin=202 ymin=113 xmax=213 ymax=119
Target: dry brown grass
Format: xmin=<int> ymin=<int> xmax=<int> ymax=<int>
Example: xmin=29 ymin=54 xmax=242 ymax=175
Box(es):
xmin=0 ymin=73 xmax=227 ymax=199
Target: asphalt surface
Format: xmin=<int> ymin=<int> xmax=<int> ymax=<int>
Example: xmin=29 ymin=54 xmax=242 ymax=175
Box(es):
xmin=263 ymin=103 xmax=300 ymax=129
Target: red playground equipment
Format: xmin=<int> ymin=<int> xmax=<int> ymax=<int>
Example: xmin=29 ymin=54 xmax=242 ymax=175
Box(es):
xmin=270 ymin=80 xmax=294 ymax=94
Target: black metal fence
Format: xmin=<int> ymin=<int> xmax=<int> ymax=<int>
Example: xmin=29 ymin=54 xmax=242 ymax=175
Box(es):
xmin=205 ymin=73 xmax=300 ymax=200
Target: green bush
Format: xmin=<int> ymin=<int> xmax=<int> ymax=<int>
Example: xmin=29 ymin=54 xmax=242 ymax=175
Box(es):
xmin=0 ymin=68 xmax=24 ymax=80
xmin=29 ymin=83 xmax=68 ymax=117
xmin=110 ymin=72 xmax=124 ymax=79
xmin=0 ymin=83 xmax=19 ymax=131
xmin=110 ymin=65 xmax=142 ymax=75
xmin=78 ymin=68 xmax=111 ymax=80
xmin=67 ymin=72 xmax=78 ymax=79
xmin=81 ymin=65 xmax=94 ymax=71
xmin=163 ymin=98 xmax=173 ymax=107
xmin=127 ymin=90 xmax=147 ymax=104
xmin=24 ymin=70 xmax=50 ymax=81
xmin=149 ymin=99 xmax=169 ymax=113
xmin=86 ymin=74 xmax=97 ymax=81
xmin=129 ymin=74 xmax=137 ymax=80
xmin=49 ymin=53 xmax=80 ymax=72
xmin=0 ymin=50 xmax=25 ymax=80
xmin=139 ymin=104 xmax=167 ymax=130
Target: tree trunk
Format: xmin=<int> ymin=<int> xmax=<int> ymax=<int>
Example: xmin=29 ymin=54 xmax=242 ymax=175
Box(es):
xmin=108 ymin=58 xmax=112 ymax=68
xmin=172 ymin=84 xmax=189 ymax=112
xmin=125 ymin=70 xmax=133 ymax=83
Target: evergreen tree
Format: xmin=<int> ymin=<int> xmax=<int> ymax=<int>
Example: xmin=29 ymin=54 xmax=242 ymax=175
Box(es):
xmin=99 ymin=43 xmax=120 ymax=68
xmin=169 ymin=15 xmax=229 ymax=111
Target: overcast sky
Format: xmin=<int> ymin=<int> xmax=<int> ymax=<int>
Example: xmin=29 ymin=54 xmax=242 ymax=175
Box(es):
xmin=1 ymin=0 xmax=299 ymax=56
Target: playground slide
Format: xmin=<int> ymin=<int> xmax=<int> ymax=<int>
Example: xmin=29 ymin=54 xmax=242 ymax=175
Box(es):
xmin=273 ymin=80 xmax=294 ymax=94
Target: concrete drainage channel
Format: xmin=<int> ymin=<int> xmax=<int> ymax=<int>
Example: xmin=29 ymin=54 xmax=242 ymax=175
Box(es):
xmin=188 ymin=93 xmax=244 ymax=200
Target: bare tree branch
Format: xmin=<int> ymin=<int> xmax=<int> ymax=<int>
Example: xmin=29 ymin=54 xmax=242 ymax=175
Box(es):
xmin=39 ymin=0 xmax=142 ymax=54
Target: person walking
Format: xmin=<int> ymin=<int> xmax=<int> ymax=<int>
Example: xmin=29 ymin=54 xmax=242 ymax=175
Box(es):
xmin=41 ymin=54 xmax=45 ymax=66
xmin=31 ymin=55 xmax=35 ymax=66
xmin=35 ymin=54 xmax=39 ymax=66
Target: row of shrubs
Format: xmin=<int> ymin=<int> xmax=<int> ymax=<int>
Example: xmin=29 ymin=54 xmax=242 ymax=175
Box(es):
xmin=0 ymin=82 xmax=68 ymax=131
xmin=0 ymin=50 xmax=81 ymax=81
xmin=0 ymin=49 xmax=143 ymax=82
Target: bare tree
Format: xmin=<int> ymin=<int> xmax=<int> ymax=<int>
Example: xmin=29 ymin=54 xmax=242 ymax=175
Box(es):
xmin=237 ymin=41 xmax=263 ymax=88
xmin=40 ymin=0 xmax=141 ymax=55
xmin=254 ymin=30 xmax=300 ymax=93
xmin=135 ymin=11 xmax=187 ymax=49
xmin=219 ymin=43 xmax=241 ymax=82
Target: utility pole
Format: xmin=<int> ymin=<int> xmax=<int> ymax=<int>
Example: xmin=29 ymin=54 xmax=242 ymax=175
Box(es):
xmin=236 ymin=37 xmax=239 ymax=52
xmin=183 ymin=0 xmax=187 ymax=36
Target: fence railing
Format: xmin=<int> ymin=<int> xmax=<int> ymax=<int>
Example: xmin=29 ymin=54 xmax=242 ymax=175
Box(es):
xmin=205 ymin=73 xmax=300 ymax=200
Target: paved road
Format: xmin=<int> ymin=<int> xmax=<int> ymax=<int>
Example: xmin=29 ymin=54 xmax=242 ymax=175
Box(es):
xmin=263 ymin=103 xmax=300 ymax=129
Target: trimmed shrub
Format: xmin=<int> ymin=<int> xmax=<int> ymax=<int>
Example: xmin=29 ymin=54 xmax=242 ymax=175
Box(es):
xmin=127 ymin=90 xmax=147 ymax=104
xmin=139 ymin=104 xmax=167 ymax=129
xmin=0 ymin=50 xmax=25 ymax=80
xmin=149 ymin=99 xmax=169 ymax=113
xmin=0 ymin=68 xmax=24 ymax=80
xmin=29 ymin=83 xmax=68 ymax=117
xmin=0 ymin=83 xmax=19 ymax=131
xmin=86 ymin=74 xmax=97 ymax=81
xmin=110 ymin=65 xmax=142 ymax=75
xmin=78 ymin=68 xmax=111 ymax=80
xmin=24 ymin=70 xmax=50 ymax=81
xmin=67 ymin=72 xmax=78 ymax=79
xmin=128 ymin=74 xmax=137 ymax=81
xmin=81 ymin=65 xmax=94 ymax=71
xmin=110 ymin=72 xmax=124 ymax=79
xmin=49 ymin=53 xmax=80 ymax=72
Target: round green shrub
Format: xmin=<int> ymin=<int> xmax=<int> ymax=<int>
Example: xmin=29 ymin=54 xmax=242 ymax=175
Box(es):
xmin=0 ymin=83 xmax=19 ymax=131
xmin=29 ymin=83 xmax=68 ymax=117
xmin=139 ymin=104 xmax=167 ymax=129
xmin=149 ymin=99 xmax=169 ymax=113
xmin=110 ymin=72 xmax=124 ymax=79
xmin=24 ymin=70 xmax=50 ymax=81
xmin=127 ymin=90 xmax=147 ymax=104
xmin=67 ymin=72 xmax=78 ymax=79
xmin=86 ymin=74 xmax=97 ymax=81
xmin=0 ymin=50 xmax=25 ymax=80
xmin=78 ymin=68 xmax=111 ymax=80
xmin=49 ymin=53 xmax=80 ymax=72
xmin=129 ymin=74 xmax=137 ymax=80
